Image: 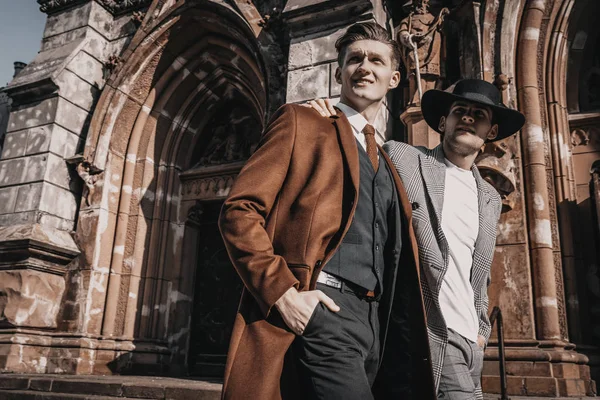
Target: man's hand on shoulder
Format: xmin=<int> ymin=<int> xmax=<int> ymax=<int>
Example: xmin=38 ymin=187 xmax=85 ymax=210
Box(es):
xmin=274 ymin=286 xmax=340 ymax=335
xmin=300 ymin=98 xmax=336 ymax=117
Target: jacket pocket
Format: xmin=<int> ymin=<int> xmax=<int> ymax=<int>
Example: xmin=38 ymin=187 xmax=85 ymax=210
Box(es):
xmin=288 ymin=263 xmax=311 ymax=291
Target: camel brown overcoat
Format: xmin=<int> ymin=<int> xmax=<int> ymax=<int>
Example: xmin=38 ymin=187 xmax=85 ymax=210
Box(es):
xmin=219 ymin=104 xmax=435 ymax=399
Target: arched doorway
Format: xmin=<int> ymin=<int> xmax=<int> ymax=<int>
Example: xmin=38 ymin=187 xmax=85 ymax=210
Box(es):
xmin=77 ymin=0 xmax=278 ymax=374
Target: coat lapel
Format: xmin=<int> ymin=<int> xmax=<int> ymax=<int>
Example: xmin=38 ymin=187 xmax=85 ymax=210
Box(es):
xmin=419 ymin=144 xmax=446 ymax=227
xmin=331 ymin=110 xmax=359 ymax=193
xmin=470 ymin=165 xmax=495 ymax=283
xmin=319 ymin=110 xmax=360 ymax=268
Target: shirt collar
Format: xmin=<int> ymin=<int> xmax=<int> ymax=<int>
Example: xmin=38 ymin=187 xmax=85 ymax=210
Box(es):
xmin=336 ymin=102 xmax=371 ymax=134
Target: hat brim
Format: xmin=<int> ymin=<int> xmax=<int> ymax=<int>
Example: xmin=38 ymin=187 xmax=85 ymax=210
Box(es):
xmin=421 ymin=90 xmax=525 ymax=141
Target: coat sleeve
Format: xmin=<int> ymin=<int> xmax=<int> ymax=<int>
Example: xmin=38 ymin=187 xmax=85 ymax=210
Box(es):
xmin=219 ymin=104 xmax=300 ymax=318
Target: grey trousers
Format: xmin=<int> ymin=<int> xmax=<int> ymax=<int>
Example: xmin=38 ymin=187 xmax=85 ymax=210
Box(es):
xmin=438 ymin=329 xmax=485 ymax=400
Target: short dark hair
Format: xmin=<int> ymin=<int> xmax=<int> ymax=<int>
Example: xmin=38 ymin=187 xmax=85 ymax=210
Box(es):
xmin=335 ymin=22 xmax=401 ymax=71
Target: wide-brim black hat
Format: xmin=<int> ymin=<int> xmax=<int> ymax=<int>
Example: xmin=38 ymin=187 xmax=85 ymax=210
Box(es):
xmin=421 ymin=79 xmax=525 ymax=142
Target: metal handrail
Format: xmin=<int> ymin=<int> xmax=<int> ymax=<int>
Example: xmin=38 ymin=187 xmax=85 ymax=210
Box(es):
xmin=489 ymin=306 xmax=509 ymax=400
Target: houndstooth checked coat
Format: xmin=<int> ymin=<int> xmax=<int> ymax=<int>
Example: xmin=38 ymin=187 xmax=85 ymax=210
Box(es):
xmin=383 ymin=141 xmax=502 ymax=391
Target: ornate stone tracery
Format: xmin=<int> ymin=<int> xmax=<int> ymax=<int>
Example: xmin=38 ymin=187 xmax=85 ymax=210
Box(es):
xmin=180 ymin=163 xmax=244 ymax=202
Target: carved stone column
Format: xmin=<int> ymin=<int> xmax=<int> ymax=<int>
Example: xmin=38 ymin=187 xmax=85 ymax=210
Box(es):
xmin=518 ymin=0 xmax=562 ymax=345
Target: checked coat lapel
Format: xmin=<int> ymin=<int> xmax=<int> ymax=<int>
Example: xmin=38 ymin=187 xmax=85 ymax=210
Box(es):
xmin=419 ymin=146 xmax=449 ymax=272
xmin=470 ymin=166 xmax=499 ymax=341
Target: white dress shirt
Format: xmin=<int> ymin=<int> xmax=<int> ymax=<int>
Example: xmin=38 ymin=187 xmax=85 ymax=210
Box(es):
xmin=335 ymin=102 xmax=381 ymax=157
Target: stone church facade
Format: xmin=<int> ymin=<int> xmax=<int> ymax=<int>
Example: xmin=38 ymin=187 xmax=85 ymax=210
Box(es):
xmin=0 ymin=0 xmax=598 ymax=397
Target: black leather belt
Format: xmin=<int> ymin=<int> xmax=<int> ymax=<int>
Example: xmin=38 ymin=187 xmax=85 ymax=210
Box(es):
xmin=317 ymin=271 xmax=377 ymax=302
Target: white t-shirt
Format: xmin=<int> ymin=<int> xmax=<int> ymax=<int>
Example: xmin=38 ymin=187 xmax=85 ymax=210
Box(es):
xmin=439 ymin=158 xmax=480 ymax=343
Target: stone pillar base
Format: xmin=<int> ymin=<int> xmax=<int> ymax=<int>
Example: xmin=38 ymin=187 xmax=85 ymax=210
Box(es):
xmin=482 ymin=341 xmax=597 ymax=397
xmin=400 ymin=105 xmax=441 ymax=148
xmin=0 ymin=332 xmax=179 ymax=376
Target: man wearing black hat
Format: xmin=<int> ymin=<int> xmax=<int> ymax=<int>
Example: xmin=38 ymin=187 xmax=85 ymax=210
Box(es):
xmin=307 ymin=79 xmax=525 ymax=399
xmin=383 ymin=79 xmax=525 ymax=399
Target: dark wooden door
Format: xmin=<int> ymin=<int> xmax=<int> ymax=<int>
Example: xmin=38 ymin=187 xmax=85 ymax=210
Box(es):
xmin=188 ymin=201 xmax=243 ymax=377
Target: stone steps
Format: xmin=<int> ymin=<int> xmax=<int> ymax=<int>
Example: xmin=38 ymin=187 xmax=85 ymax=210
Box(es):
xmin=0 ymin=374 xmax=222 ymax=400
xmin=0 ymin=389 xmax=154 ymax=399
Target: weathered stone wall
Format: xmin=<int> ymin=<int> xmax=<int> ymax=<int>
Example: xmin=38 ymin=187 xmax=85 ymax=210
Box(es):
xmin=0 ymin=0 xmax=143 ymax=374
xmin=0 ymin=1 xmax=138 ymax=230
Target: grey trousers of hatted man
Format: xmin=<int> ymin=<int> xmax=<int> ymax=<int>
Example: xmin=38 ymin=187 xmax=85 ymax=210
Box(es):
xmin=438 ymin=328 xmax=485 ymax=400
xmin=292 ymin=282 xmax=380 ymax=400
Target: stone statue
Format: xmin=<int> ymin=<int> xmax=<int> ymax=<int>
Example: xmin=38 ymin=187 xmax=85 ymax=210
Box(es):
xmin=195 ymin=108 xmax=260 ymax=167
xmin=198 ymin=124 xmax=245 ymax=166
xmin=397 ymin=0 xmax=449 ymax=105
xmin=475 ymin=138 xmax=518 ymax=213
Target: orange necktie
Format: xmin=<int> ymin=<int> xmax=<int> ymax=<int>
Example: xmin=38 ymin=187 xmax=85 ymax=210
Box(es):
xmin=363 ymin=124 xmax=378 ymax=172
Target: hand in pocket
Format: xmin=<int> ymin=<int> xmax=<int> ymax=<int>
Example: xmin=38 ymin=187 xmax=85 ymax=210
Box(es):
xmin=274 ymin=287 xmax=340 ymax=335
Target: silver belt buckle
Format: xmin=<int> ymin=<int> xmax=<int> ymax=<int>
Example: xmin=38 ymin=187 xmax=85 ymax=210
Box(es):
xmin=318 ymin=271 xmax=342 ymax=289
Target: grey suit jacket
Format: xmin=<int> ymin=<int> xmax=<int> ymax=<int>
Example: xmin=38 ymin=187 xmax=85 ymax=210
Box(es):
xmin=383 ymin=141 xmax=502 ymax=390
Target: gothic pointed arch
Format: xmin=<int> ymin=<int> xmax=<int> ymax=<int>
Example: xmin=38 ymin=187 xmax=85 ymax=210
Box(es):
xmin=74 ymin=0 xmax=277 ymax=373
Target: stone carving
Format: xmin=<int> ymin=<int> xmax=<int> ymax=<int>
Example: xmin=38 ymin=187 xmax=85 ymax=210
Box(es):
xmin=105 ymin=55 xmax=123 ymax=72
xmin=571 ymin=128 xmax=591 ymax=147
xmin=258 ymin=7 xmax=282 ymax=30
xmin=397 ymin=0 xmax=449 ymax=105
xmin=494 ymin=73 xmax=510 ymax=92
xmin=197 ymin=127 xmax=247 ymax=166
xmin=181 ymin=175 xmax=236 ymax=201
xmin=38 ymin=0 xmax=151 ymax=15
xmin=187 ymin=204 xmax=204 ymax=227
xmin=99 ymin=0 xmax=152 ymax=15
xmin=475 ymin=139 xmax=518 ymax=212
xmin=38 ymin=0 xmax=87 ymax=13
xmin=131 ymin=10 xmax=146 ymax=24
xmin=194 ymin=108 xmax=260 ymax=167
xmin=76 ymin=161 xmax=103 ymax=206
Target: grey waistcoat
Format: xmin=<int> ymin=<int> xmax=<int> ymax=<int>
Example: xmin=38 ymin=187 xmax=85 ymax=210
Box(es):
xmin=324 ymin=141 xmax=399 ymax=292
